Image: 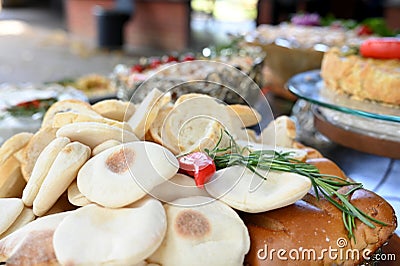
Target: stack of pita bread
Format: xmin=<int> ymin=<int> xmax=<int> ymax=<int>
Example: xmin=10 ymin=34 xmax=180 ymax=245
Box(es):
xmin=0 ymin=89 xmax=395 ymax=265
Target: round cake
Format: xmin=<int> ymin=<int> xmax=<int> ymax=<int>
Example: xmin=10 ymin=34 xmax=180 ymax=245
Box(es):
xmin=321 ymin=46 xmax=400 ymax=105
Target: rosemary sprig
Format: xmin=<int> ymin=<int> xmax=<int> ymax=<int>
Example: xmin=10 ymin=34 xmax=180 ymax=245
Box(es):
xmin=205 ymin=130 xmax=387 ymax=241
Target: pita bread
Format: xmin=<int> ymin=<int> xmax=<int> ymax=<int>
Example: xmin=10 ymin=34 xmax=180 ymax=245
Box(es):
xmin=0 ymin=157 xmax=26 ymax=198
xmin=42 ymin=192 xmax=77 ymax=217
xmin=0 ymin=198 xmax=24 ymax=236
xmin=52 ymin=111 xmax=133 ymax=131
xmin=21 ymin=126 xmax=58 ymax=181
xmin=127 ymin=88 xmax=164 ymax=139
xmin=0 ymin=207 xmax=35 ymax=240
xmin=77 ymin=141 xmax=178 ymax=208
xmin=53 ymin=199 xmax=166 ymax=265
xmin=162 ymin=94 xmax=233 ymax=155
xmin=67 ymin=180 xmax=93 ymax=207
xmin=261 ymin=115 xmax=296 ymax=148
xmin=236 ymin=140 xmax=308 ymax=161
xmin=149 ymin=106 xmax=180 ymax=154
xmin=92 ymin=99 xmax=136 ymax=121
xmin=91 ymin=139 xmax=121 ymax=157
xmin=0 ymin=132 xmax=33 ymax=166
xmin=22 ymin=137 xmax=70 ymax=207
xmin=149 ymin=173 xmax=210 ymax=203
xmin=41 ymin=99 xmax=100 ymax=128
xmin=149 ymin=196 xmax=250 ymax=266
xmin=56 ymin=122 xmax=138 ymax=149
xmin=205 ymin=166 xmax=311 ymax=213
xmin=0 ymin=211 xmax=71 ymax=264
xmin=33 ymin=142 xmax=91 ymax=216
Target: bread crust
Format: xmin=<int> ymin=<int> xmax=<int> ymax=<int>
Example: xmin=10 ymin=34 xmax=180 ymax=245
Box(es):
xmin=321 ymin=48 xmax=400 ymax=105
xmin=242 ymin=158 xmax=397 ymax=265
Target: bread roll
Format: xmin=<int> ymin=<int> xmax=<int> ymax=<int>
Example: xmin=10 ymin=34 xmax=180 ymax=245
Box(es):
xmin=242 ymin=187 xmax=397 ymax=265
xmin=241 ymin=156 xmax=396 ymax=265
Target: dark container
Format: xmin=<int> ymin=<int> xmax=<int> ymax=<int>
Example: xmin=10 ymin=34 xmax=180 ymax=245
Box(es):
xmin=93 ymin=5 xmax=131 ymax=49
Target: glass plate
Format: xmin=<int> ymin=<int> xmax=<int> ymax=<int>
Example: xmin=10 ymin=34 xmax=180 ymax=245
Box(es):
xmin=286 ymin=70 xmax=400 ymax=123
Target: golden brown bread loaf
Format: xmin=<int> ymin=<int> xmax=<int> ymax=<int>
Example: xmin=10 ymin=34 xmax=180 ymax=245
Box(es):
xmin=241 ymin=158 xmax=397 ymax=265
xmin=321 ymin=47 xmax=400 ymax=105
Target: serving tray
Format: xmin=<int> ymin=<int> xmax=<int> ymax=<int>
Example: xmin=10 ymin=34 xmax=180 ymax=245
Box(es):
xmin=286 ymin=70 xmax=400 ymax=123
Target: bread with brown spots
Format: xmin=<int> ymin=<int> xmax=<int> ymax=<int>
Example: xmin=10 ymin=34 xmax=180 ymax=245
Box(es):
xmin=241 ymin=158 xmax=397 ymax=265
xmin=149 ymin=196 xmax=250 ymax=266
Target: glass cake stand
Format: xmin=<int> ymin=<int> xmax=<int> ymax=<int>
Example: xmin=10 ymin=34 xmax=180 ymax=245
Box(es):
xmin=286 ymin=70 xmax=400 ymax=158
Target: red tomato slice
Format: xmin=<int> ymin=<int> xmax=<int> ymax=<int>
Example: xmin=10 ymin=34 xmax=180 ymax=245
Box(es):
xmin=360 ymin=38 xmax=400 ymax=59
xmin=178 ymin=152 xmax=216 ymax=188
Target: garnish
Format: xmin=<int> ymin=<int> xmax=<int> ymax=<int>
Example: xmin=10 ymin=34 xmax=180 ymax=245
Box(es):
xmin=178 ymin=152 xmax=216 ymax=188
xmin=5 ymin=97 xmax=57 ymax=117
xmin=205 ymin=130 xmax=387 ymax=240
xmin=360 ymin=38 xmax=400 ymax=59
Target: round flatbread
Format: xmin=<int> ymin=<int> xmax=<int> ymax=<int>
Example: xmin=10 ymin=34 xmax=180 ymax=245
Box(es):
xmin=149 ymin=173 xmax=210 ymax=203
xmin=53 ymin=199 xmax=166 ymax=265
xmin=149 ymin=196 xmax=250 ymax=266
xmin=77 ymin=141 xmax=179 ymax=208
xmin=205 ymin=166 xmax=311 ymax=213
xmin=0 ymin=211 xmax=71 ymax=264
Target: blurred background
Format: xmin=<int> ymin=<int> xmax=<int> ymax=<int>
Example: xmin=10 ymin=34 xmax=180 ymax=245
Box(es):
xmin=0 ymin=0 xmax=400 ymax=239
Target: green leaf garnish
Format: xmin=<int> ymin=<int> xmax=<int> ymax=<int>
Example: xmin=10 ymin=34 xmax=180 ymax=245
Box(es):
xmin=205 ymin=129 xmax=387 ymax=241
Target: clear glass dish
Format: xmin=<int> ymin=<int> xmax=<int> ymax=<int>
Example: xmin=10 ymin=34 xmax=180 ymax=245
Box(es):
xmin=286 ymin=70 xmax=400 ymax=123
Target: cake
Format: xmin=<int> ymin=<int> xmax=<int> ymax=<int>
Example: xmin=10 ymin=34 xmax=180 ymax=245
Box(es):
xmin=321 ymin=46 xmax=400 ymax=105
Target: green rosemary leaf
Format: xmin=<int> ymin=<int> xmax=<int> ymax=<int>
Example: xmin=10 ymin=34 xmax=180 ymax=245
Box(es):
xmin=205 ymin=130 xmax=388 ymax=241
